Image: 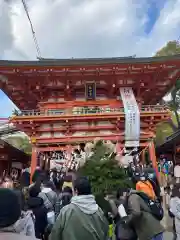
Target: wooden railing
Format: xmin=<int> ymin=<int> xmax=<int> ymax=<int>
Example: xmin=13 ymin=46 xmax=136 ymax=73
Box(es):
xmin=12 ymin=105 xmax=169 ymax=117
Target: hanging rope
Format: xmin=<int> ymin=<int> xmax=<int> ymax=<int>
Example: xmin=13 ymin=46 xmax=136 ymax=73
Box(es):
xmin=21 ymin=0 xmax=42 ymax=59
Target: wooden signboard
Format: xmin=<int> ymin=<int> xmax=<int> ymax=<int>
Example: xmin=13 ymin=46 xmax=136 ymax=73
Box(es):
xmin=85 ymin=82 xmax=96 ymax=100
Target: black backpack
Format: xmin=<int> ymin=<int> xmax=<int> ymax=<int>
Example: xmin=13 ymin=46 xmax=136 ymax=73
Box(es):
xmin=134 ymin=192 xmax=164 ymax=221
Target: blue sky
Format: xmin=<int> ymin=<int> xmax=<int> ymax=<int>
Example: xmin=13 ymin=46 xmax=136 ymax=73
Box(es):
xmin=145 ymin=0 xmax=167 ymax=34
xmin=0 ymin=0 xmax=180 ymax=117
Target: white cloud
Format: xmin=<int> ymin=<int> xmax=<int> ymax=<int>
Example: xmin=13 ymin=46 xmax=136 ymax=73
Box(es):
xmin=0 ymin=0 xmax=159 ymax=59
xmin=1 ymin=0 xmax=180 ymax=59
xmin=135 ymin=0 xmax=180 ymax=56
xmin=0 ymin=0 xmax=14 ymax=57
xmin=1 ymin=0 xmax=180 ymax=116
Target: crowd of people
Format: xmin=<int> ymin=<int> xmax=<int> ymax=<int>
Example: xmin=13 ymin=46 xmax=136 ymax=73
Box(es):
xmin=1 ymin=156 xmax=180 ymax=240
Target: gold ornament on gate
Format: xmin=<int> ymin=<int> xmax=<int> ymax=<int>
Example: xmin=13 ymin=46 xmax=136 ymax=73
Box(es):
xmin=31 ymin=137 xmax=36 ymax=143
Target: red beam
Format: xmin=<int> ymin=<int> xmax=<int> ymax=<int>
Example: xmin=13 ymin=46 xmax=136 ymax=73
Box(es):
xmin=39 ymin=99 xmax=122 ymax=108
xmin=11 ymin=111 xmax=170 ymax=124
xmin=36 ymin=142 xmax=150 ymax=149
xmin=33 ymin=122 xmax=153 ymax=132
xmin=37 ymin=125 xmax=116 ymax=132
xmin=34 ymin=133 xmax=154 ymax=144
xmin=6 ymin=73 xmax=158 ymax=81
xmin=36 ymin=146 xmax=75 ymax=152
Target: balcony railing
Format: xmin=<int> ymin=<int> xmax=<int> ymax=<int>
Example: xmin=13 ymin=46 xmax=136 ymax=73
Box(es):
xmin=12 ymin=105 xmax=169 ymax=117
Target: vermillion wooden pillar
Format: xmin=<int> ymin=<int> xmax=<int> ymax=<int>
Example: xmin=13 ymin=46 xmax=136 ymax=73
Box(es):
xmin=30 ymin=145 xmax=37 ymax=182
xmin=149 ymin=141 xmax=159 ymax=181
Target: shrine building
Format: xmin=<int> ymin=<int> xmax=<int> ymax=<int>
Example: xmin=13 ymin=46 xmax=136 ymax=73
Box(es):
xmin=0 ymin=55 xmax=180 ymax=175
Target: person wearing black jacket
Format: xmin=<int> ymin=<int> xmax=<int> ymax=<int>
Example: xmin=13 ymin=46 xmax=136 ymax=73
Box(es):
xmin=20 ymin=170 xmax=30 ymax=188
xmin=28 ymin=184 xmax=48 ymax=239
xmin=114 ymin=188 xmax=137 ymax=240
xmin=55 ymin=186 xmax=72 ymax=220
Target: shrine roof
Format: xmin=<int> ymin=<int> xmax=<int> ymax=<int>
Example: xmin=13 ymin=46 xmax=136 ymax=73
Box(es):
xmin=1 ymin=55 xmax=180 ymax=110
xmin=0 ymin=54 xmax=180 ymax=66
xmin=156 ymin=130 xmax=180 ymax=155
xmin=0 ymin=139 xmax=31 ymax=163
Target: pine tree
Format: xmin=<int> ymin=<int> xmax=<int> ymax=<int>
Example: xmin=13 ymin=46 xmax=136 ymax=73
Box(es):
xmin=78 ymin=140 xmax=133 ymax=194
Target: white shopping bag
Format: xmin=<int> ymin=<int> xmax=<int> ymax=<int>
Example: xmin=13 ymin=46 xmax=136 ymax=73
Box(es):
xmin=118 ymin=204 xmax=127 ymax=218
xmin=47 ymin=211 xmax=55 ymax=225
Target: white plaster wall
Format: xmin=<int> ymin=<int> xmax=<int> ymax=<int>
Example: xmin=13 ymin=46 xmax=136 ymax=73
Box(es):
xmin=39 ymin=124 xmax=50 ymax=129
xmin=96 ymin=121 xmax=113 ymax=126
xmin=73 ymin=122 xmax=89 ymax=127
xmin=54 ymin=132 xmax=65 ymax=137
xmin=99 ymin=130 xmax=113 ymax=135
xmin=72 ymin=132 xmax=87 ymax=136
xmin=57 ymin=98 xmax=65 ymax=102
xmin=53 ymin=123 xmax=63 ymax=128
xmin=47 ymin=98 xmax=57 ymax=102
xmin=39 ymin=132 xmax=51 ymax=138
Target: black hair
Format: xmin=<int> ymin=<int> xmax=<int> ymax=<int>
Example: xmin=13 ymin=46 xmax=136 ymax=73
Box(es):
xmin=79 ymin=143 xmax=85 ymax=151
xmin=63 ymin=186 xmax=73 ymax=194
xmin=29 ymin=184 xmax=41 ymax=197
xmin=74 ymin=149 xmax=80 ymax=154
xmin=73 ymin=176 xmax=91 ymax=195
xmin=43 ymin=180 xmax=56 ymax=191
xmin=116 ymin=187 xmax=129 ymax=199
xmin=172 ymin=184 xmax=180 ymax=198
xmin=32 ymin=169 xmax=45 ymax=184
xmin=64 ymin=174 xmax=73 ymax=182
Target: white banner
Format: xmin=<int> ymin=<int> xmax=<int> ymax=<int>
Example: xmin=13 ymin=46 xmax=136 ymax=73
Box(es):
xmin=120 ymin=87 xmax=140 ymax=147
xmin=50 ymin=159 xmax=65 ymax=171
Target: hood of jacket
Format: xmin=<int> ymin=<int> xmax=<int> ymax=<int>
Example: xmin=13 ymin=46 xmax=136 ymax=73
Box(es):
xmin=0 ymin=211 xmax=34 ymax=234
xmin=0 ymin=232 xmax=37 ymax=240
xmin=71 ymin=195 xmax=98 ymax=214
xmin=14 ymin=211 xmax=34 ymax=234
xmin=170 ymin=196 xmax=180 ymax=215
xmin=27 ymin=197 xmax=43 ymax=209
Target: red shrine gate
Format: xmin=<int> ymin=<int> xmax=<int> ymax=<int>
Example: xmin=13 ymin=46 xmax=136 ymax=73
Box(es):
xmin=0 ymin=56 xmax=179 ymax=177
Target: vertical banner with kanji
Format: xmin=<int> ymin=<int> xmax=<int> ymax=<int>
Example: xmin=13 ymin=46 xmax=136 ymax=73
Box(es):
xmin=85 ymin=82 xmax=96 ymax=100
xmin=120 ymin=87 xmax=140 ymax=147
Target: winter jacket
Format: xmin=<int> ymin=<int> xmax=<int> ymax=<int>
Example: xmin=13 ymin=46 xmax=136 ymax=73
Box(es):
xmin=170 ymin=197 xmax=180 ymax=237
xmin=114 ymin=199 xmax=137 ymax=240
xmin=20 ymin=171 xmax=30 ymax=188
xmin=32 ymin=169 xmax=44 ymax=184
xmin=125 ymin=191 xmax=164 ymax=240
xmin=27 ymin=196 xmax=48 ymax=239
xmin=0 ymin=211 xmax=35 ymax=237
xmin=38 ymin=188 xmax=57 ymax=211
xmin=95 ymin=195 xmax=113 ymax=224
xmin=55 ymin=192 xmax=72 ymax=219
xmin=49 ymin=195 xmax=109 ymax=240
xmin=0 ymin=233 xmax=37 ymax=240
